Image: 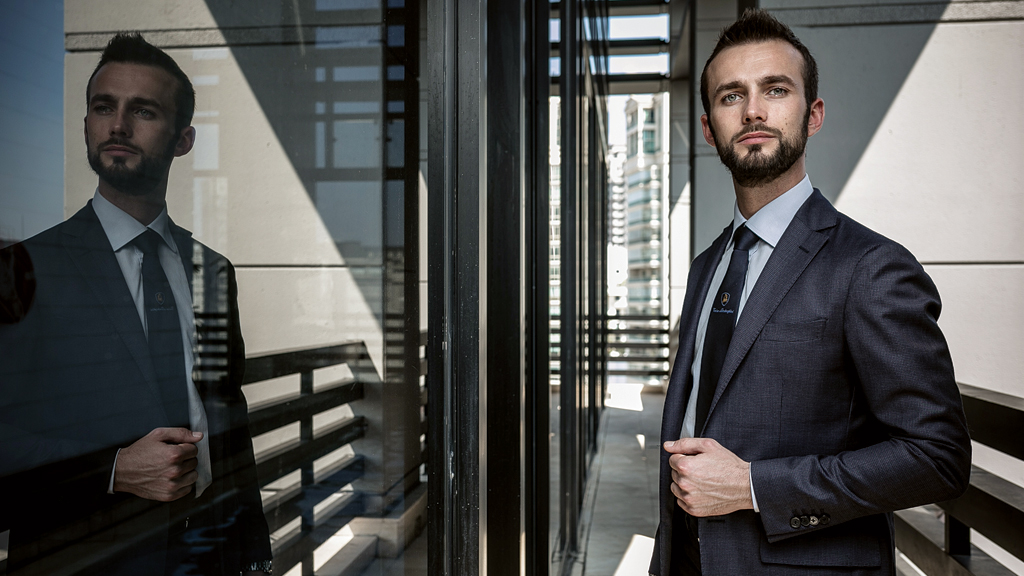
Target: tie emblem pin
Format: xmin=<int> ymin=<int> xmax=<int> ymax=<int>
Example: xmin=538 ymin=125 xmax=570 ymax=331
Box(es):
xmin=721 ymin=292 xmax=731 ymax=307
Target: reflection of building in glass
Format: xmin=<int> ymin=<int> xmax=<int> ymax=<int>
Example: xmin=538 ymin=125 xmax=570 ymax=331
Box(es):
xmin=623 ymin=94 xmax=669 ymax=317
xmin=607 ymin=144 xmax=628 ymax=315
xmin=549 ymin=97 xmax=562 ymax=382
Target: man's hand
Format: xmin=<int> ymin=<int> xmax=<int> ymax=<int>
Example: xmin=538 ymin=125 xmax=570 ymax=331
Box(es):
xmin=113 ymin=427 xmax=202 ymax=502
xmin=666 ymin=437 xmax=753 ymax=517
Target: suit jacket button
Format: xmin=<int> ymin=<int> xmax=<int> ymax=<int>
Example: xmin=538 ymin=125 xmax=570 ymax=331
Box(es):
xmin=820 ymin=514 xmax=830 ymax=525
xmin=800 ymin=515 xmax=810 ymax=527
xmin=809 ymin=515 xmax=819 ymax=526
xmin=790 ymin=517 xmax=801 ymax=529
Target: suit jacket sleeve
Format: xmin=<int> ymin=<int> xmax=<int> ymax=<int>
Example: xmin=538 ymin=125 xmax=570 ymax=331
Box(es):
xmin=750 ymin=241 xmax=971 ymax=543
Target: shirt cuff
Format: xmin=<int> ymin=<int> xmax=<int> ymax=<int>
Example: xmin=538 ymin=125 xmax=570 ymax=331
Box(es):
xmin=749 ymin=466 xmax=759 ymax=513
xmin=107 ymin=448 xmax=121 ymax=494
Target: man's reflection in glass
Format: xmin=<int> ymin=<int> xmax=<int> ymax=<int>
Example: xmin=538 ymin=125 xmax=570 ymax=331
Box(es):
xmin=0 ymin=33 xmax=272 ymax=576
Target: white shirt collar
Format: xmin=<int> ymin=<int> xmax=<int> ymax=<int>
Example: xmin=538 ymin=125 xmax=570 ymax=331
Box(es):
xmin=731 ymin=174 xmax=814 ymax=248
xmin=92 ymin=190 xmax=177 ymax=254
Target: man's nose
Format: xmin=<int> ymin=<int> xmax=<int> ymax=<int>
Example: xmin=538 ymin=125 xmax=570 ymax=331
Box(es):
xmin=110 ymin=108 xmax=132 ymax=137
xmin=744 ymin=96 xmax=767 ymax=123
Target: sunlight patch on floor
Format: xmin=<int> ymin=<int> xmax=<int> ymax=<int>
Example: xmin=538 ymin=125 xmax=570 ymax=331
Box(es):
xmin=613 ymin=534 xmax=655 ymax=576
xmin=606 ymin=383 xmax=645 ymax=412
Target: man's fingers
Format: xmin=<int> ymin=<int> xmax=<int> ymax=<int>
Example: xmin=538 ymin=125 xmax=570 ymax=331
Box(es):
xmin=149 ymin=427 xmax=203 ymax=444
xmin=178 ymin=469 xmax=199 ymax=487
xmin=664 ymin=437 xmax=717 ymax=455
xmin=174 ymin=442 xmax=199 ymax=461
xmin=167 ymin=484 xmax=194 ymax=502
xmin=178 ymin=457 xmax=198 ymax=474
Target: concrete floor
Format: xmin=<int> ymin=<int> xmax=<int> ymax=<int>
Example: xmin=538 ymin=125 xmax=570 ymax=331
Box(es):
xmin=357 ymin=384 xmax=666 ymax=576
xmin=578 ymin=385 xmax=664 ymax=576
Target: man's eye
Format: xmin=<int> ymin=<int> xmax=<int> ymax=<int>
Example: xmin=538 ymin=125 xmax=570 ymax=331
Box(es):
xmin=136 ymin=109 xmax=155 ymax=118
xmin=93 ymin=105 xmax=112 ymax=114
xmin=723 ymin=94 xmax=739 ymax=103
xmin=768 ymin=87 xmax=787 ymax=96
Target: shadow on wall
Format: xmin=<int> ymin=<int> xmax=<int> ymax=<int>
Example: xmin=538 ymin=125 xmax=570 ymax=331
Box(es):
xmin=201 ymin=0 xmax=418 ymax=322
xmin=787 ymin=14 xmax=947 ymax=205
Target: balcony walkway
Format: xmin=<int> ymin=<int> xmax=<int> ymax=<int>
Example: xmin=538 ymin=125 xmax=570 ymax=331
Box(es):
xmin=578 ymin=384 xmax=664 ymax=576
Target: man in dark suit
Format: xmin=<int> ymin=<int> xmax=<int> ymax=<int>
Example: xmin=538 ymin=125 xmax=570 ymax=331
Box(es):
xmin=0 ymin=33 xmax=271 ymax=575
xmin=649 ymin=10 xmax=972 ymax=576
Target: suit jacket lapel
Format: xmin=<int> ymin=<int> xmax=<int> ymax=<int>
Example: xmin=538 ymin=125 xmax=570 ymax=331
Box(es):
xmin=61 ymin=203 xmax=160 ymax=396
xmin=662 ymin=224 xmax=731 ymax=442
xmin=701 ymin=191 xmax=838 ymax=433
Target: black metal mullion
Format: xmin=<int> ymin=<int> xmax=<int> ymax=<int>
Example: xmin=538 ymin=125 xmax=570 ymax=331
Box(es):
xmin=558 ymin=0 xmax=580 ymax=570
xmin=524 ymin=0 xmax=551 ymax=573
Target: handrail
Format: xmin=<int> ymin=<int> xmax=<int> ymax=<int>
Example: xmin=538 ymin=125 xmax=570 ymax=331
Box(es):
xmin=895 ymin=383 xmax=1024 ymax=576
xmin=549 ymin=314 xmax=671 ymax=380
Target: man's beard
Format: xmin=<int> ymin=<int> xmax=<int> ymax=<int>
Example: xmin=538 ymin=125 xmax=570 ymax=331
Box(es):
xmin=88 ymin=137 xmax=175 ymax=195
xmin=711 ymin=112 xmax=808 ymax=188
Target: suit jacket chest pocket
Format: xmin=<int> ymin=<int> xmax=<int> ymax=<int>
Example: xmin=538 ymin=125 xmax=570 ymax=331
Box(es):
xmin=760 ymin=318 xmax=826 ymax=343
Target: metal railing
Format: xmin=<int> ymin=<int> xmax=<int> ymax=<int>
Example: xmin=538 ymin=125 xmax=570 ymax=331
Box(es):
xmin=895 ymin=383 xmax=1024 ymax=576
xmin=549 ymin=314 xmax=671 ymax=382
xmin=605 ymin=315 xmax=670 ymax=380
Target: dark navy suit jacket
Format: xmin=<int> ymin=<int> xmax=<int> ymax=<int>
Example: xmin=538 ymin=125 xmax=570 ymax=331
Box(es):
xmin=651 ymin=191 xmax=971 ymax=575
xmin=0 ymin=201 xmax=271 ymax=575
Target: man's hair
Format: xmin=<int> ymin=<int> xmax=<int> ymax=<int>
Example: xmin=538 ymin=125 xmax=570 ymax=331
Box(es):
xmin=699 ymin=9 xmax=818 ymax=117
xmin=87 ymin=32 xmax=195 ymax=134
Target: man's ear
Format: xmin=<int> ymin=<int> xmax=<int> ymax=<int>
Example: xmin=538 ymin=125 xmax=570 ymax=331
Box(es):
xmin=806 ymin=98 xmax=825 ymax=137
xmin=173 ymin=126 xmax=196 ymax=157
xmin=700 ymin=114 xmax=717 ymax=147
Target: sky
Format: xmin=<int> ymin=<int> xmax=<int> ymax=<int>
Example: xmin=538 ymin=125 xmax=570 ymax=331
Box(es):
xmin=606 ymin=15 xmax=670 ymax=147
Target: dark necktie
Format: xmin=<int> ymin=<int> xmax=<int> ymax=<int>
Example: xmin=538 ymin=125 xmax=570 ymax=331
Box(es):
xmin=134 ymin=229 xmax=190 ymax=426
xmin=694 ymin=224 xmax=759 ymax=434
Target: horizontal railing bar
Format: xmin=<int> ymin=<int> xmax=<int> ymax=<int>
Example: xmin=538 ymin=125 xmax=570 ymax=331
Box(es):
xmin=244 ymin=341 xmax=370 ymax=384
xmin=939 ymin=465 xmax=1024 ymax=562
xmin=606 ymin=315 xmax=670 ymax=322
xmin=256 ymin=417 xmax=366 ymax=483
xmin=248 ymin=382 xmax=363 ymax=437
xmin=263 ymin=458 xmax=365 ymax=534
xmin=607 ymin=370 xmax=669 ymax=377
xmin=958 ymin=383 xmax=1024 ymax=461
xmin=894 ymin=506 xmax=1012 ymax=576
xmin=272 ymin=504 xmax=367 ymax=576
xmin=607 ymin=342 xmax=669 ymax=349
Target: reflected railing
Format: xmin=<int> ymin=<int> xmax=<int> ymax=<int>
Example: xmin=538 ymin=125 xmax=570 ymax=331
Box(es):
xmin=244 ymin=342 xmax=371 ymax=574
xmin=243 ymin=331 xmax=428 ymax=576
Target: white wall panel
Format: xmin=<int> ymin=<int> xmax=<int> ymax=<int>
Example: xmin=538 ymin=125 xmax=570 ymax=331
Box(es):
xmin=928 ymin=264 xmax=1024 ymax=399
xmin=834 ymin=21 xmax=1024 ymax=263
xmin=236 ymin=267 xmax=383 ymax=371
